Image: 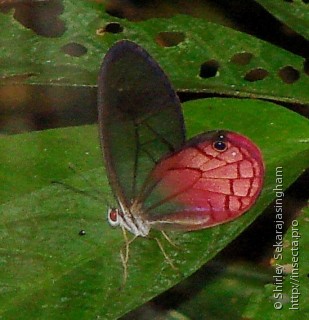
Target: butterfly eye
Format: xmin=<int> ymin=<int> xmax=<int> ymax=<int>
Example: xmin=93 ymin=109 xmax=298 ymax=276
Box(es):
xmin=108 ymin=208 xmax=120 ymax=227
xmin=212 ymin=140 xmax=227 ymax=152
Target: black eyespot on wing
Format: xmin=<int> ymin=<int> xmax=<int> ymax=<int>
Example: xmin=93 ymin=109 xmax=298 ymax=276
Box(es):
xmin=212 ymin=132 xmax=228 ymax=152
xmin=213 ymin=140 xmax=227 ymax=152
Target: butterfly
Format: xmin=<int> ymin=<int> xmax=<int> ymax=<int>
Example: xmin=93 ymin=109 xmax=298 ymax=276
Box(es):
xmin=97 ymin=40 xmax=264 ymax=281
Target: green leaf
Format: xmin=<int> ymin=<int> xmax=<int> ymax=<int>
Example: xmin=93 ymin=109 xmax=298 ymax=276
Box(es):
xmin=242 ymin=205 xmax=309 ymax=319
xmin=256 ymin=0 xmax=309 ymax=40
xmin=0 ymin=0 xmax=308 ymax=104
xmin=0 ymin=125 xmax=102 ymax=204
xmin=0 ymin=98 xmax=308 ymax=319
xmin=173 ymin=262 xmax=272 ymax=320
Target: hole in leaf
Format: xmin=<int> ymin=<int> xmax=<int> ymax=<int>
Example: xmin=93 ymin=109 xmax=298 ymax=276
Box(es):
xmin=230 ymin=52 xmax=253 ymax=65
xmin=283 ymin=0 xmax=293 ymax=2
xmin=155 ymin=32 xmax=185 ymax=47
xmin=302 ymin=0 xmax=309 ymax=3
xmin=278 ymin=66 xmax=300 ymax=84
xmin=61 ymin=43 xmax=87 ymax=57
xmin=304 ymin=59 xmax=309 ymax=76
xmin=244 ymin=68 xmax=269 ymax=82
xmin=11 ymin=0 xmax=65 ymax=38
xmin=199 ymin=60 xmax=220 ymax=78
xmin=98 ymin=22 xmax=124 ymax=34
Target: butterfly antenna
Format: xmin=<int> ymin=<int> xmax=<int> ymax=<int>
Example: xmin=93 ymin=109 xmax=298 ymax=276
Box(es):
xmin=68 ymin=162 xmax=102 ymax=197
xmin=67 ymin=162 xmax=113 ymax=208
xmin=51 ymin=180 xmax=102 ymax=202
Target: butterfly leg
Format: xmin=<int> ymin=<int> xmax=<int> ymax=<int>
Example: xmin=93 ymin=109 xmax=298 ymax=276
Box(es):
xmin=119 ymin=249 xmax=128 ymax=289
xmin=154 ymin=237 xmax=178 ymax=271
xmin=120 ymin=226 xmax=137 ymax=287
xmin=160 ymin=230 xmax=181 ymax=250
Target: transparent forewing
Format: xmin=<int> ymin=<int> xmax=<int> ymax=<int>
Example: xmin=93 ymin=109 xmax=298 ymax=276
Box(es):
xmin=140 ymin=131 xmax=264 ymax=231
xmin=98 ymin=41 xmax=185 ymax=208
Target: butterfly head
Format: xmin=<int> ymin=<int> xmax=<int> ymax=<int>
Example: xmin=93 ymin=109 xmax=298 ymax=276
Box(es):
xmin=107 ymin=205 xmax=151 ymax=237
xmin=108 ymin=208 xmax=122 ymax=227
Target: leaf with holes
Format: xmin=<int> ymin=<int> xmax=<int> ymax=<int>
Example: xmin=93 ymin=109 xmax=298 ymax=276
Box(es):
xmin=0 ymin=0 xmax=308 ymax=104
xmin=0 ymin=98 xmax=308 ymax=319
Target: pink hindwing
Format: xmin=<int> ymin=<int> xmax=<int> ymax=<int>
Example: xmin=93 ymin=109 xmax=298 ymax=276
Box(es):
xmin=139 ymin=131 xmax=264 ymax=230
